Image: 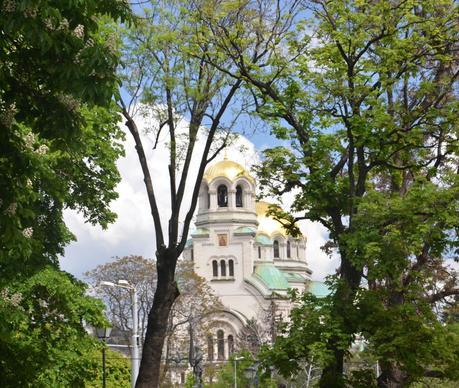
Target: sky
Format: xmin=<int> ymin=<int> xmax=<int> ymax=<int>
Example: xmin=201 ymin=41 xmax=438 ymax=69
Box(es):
xmin=60 ymin=116 xmax=339 ymax=282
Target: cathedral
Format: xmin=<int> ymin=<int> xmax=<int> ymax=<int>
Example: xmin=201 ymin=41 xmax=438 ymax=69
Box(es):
xmin=183 ymin=158 xmax=328 ymax=362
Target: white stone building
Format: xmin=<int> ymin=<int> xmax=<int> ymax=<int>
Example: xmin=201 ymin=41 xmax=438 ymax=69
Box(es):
xmin=182 ymin=158 xmax=328 ymax=363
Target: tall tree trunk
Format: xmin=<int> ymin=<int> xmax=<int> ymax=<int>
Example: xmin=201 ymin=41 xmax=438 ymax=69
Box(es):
xmin=159 ymin=319 xmax=173 ymax=385
xmin=136 ymin=250 xmax=180 ymax=388
xmin=319 ymin=250 xmax=362 ymax=387
xmin=320 ymin=348 xmax=345 ymax=388
xmin=377 ymin=362 xmax=408 ymax=388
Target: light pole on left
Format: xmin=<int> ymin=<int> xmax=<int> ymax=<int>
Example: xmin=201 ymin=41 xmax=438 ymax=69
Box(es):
xmin=96 ymin=327 xmax=112 ymax=388
xmin=233 ymin=356 xmax=245 ymax=388
xmin=99 ymin=280 xmax=139 ymax=388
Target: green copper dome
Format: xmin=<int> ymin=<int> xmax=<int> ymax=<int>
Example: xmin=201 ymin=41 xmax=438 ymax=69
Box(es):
xmin=234 ymin=226 xmax=257 ymax=235
xmin=254 ymin=264 xmax=289 ymax=290
xmin=255 ymin=234 xmax=273 ymax=246
xmin=308 ymin=281 xmax=331 ymax=298
xmin=191 ymin=228 xmax=209 ymax=237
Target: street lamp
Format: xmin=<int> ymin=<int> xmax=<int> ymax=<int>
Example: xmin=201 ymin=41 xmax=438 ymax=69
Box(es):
xmin=243 ymin=362 xmax=260 ymax=387
xmin=233 ymin=356 xmax=244 ymax=388
xmin=99 ymin=280 xmax=139 ymax=388
xmin=96 ymin=327 xmax=112 ymax=388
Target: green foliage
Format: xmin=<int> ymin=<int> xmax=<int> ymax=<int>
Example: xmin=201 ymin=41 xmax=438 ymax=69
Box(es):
xmin=0 ymin=0 xmax=131 ymax=385
xmin=347 ymin=181 xmax=459 ymax=382
xmin=0 ymin=104 xmax=124 ymax=282
xmin=203 ymin=0 xmax=459 ymax=385
xmin=0 ymin=267 xmax=108 ymax=387
xmin=0 ymin=0 xmax=128 ymax=282
xmin=85 ymin=348 xmax=131 ymax=388
xmin=346 ymin=368 xmax=377 ymax=388
xmin=0 ymin=0 xmax=130 ymax=137
xmin=184 ymin=372 xmax=196 ymax=388
xmin=411 ymin=377 xmax=459 ymax=388
xmin=207 ymin=352 xmax=275 ymax=388
xmin=259 ymin=288 xmax=353 ymax=378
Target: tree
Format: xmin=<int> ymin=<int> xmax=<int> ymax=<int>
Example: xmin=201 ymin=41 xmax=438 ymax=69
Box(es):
xmin=237 ymin=303 xmax=279 ymax=357
xmin=0 ymin=0 xmax=130 ymax=384
xmin=86 ymin=256 xmax=222 ymax=386
xmin=0 ymin=267 xmax=108 ymax=386
xmin=85 ymin=348 xmax=131 ymax=388
xmin=0 ymin=0 xmax=130 ymax=279
xmin=86 ymin=255 xmax=157 ymax=346
xmin=210 ymin=351 xmax=277 ymax=388
xmin=349 ymin=182 xmax=459 ymax=385
xmin=116 ymin=1 xmax=255 ymax=385
xmin=200 ymin=0 xmax=459 ymax=386
xmin=161 ymin=261 xmax=222 ymax=386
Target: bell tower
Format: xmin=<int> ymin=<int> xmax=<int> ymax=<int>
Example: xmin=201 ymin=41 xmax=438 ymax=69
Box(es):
xmin=195 ymin=158 xmax=257 ymax=228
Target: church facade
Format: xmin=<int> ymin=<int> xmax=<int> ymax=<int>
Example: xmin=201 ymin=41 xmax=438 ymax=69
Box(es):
xmin=183 ymin=158 xmax=327 ymax=362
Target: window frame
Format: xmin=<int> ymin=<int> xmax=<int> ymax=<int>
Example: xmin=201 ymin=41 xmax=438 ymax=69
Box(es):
xmin=217 ymin=330 xmax=225 ymax=360
xmin=235 ymin=185 xmax=243 ymax=207
xmin=228 ymin=335 xmax=234 ymax=355
xmin=228 ymin=259 xmax=234 ymax=277
xmin=212 ymin=260 xmax=218 ymax=277
xmin=217 ymin=184 xmax=228 ymax=207
xmin=273 ymin=240 xmax=280 ymax=258
xmin=220 ymin=260 xmax=226 ymax=276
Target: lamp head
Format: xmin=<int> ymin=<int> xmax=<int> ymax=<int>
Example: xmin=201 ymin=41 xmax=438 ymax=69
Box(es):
xmin=95 ymin=327 xmax=112 ymax=339
xmin=99 ymin=281 xmax=116 ymax=287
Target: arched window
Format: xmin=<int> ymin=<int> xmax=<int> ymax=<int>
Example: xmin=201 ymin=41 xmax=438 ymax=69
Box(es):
xmin=296 ymin=244 xmax=299 ymax=259
xmin=217 ymin=185 xmax=228 ymax=207
xmin=212 ymin=260 xmax=218 ymax=277
xmin=217 ymin=330 xmax=225 ymax=360
xmin=228 ymin=335 xmax=234 ymax=355
xmin=207 ymin=191 xmax=210 ymax=209
xmin=191 ymin=248 xmax=194 ymax=261
xmin=235 ymin=185 xmax=243 ymax=207
xmin=287 ymin=241 xmax=291 ymax=258
xmin=229 ymin=259 xmax=234 ymax=276
xmin=207 ymin=336 xmax=214 ymax=361
xmin=258 ymin=246 xmax=261 ymax=259
xmin=220 ymin=260 xmax=226 ymax=276
xmin=273 ymin=240 xmax=280 ymax=258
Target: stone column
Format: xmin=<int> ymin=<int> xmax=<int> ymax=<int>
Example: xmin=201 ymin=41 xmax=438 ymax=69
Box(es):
xmin=209 ymin=189 xmax=217 ymax=210
xmin=228 ymin=189 xmax=236 ymax=209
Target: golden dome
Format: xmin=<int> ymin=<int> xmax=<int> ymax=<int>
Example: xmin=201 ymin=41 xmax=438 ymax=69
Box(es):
xmin=256 ymin=201 xmax=306 ymax=240
xmin=256 ymin=201 xmax=287 ymax=237
xmin=203 ymin=159 xmax=254 ymax=183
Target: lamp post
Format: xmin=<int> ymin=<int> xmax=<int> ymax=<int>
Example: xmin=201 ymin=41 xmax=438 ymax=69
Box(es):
xmin=243 ymin=362 xmax=260 ymax=387
xmin=233 ymin=356 xmax=244 ymax=388
xmin=100 ymin=280 xmax=139 ymax=388
xmin=96 ymin=327 xmax=112 ymax=388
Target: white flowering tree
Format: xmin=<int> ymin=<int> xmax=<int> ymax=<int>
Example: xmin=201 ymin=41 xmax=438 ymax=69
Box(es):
xmin=0 ymin=0 xmax=131 ymax=385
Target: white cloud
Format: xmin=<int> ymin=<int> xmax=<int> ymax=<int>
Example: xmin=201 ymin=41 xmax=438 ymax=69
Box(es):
xmin=60 ymin=115 xmax=338 ymax=280
xmin=302 ymin=220 xmax=339 ymax=281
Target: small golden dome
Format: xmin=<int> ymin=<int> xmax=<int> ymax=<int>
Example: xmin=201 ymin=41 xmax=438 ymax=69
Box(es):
xmin=256 ymin=201 xmax=306 ymax=240
xmin=203 ymin=159 xmax=254 ymax=184
xmin=256 ymin=201 xmax=287 ymax=237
